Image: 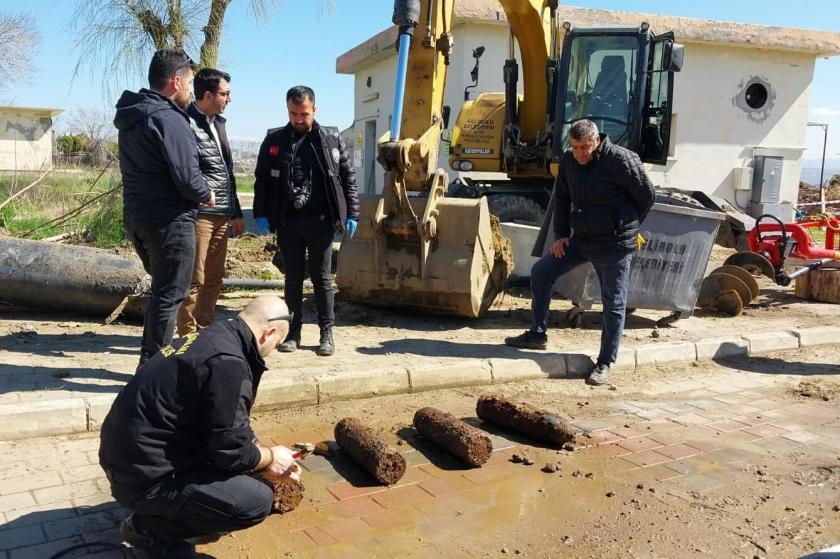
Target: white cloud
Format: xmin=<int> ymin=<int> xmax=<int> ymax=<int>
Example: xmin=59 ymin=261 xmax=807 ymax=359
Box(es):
xmin=811 ymin=107 xmax=840 ymax=117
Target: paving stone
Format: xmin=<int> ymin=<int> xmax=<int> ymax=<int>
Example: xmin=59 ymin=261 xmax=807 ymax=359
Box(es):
xmin=706 ymin=419 xmax=751 ymax=433
xmin=0 ymin=524 xmax=46 ymax=551
xmin=32 ymin=481 xmax=106 ymax=506
xmin=582 ymin=430 xmax=623 ymax=445
xmin=371 ymin=484 xmax=435 ymax=509
xmin=616 ymin=437 xmax=664 ymax=453
xmin=7 ymin=536 xmax=85 ymax=559
xmin=671 ymin=473 xmax=727 ymax=493
xmin=0 ymin=492 xmax=36 ymax=514
xmin=317 ymin=496 xmax=385 ymax=519
xmin=789 ymin=326 xmax=840 ymax=347
xmin=58 ymin=464 xmax=106 ymax=485
xmin=635 ymin=342 xmax=696 ymax=367
xmin=302 ymin=526 xmax=339 ymax=546
xmin=361 ymin=505 xmax=424 ymax=530
xmin=609 ymin=426 xmax=647 ymax=439
xmin=656 ymin=444 xmax=701 ymax=460
xmin=670 ymin=413 xmax=711 ymax=426
xmin=743 ymin=424 xmax=788 ymax=440
xmin=647 ymin=430 xmax=691 ymax=447
xmin=782 ymin=431 xmax=827 ymax=445
xmin=2 ymin=500 xmax=76 ymax=526
xmin=695 ymin=337 xmax=749 ymax=361
xmin=408 ymin=360 xmax=491 ymax=392
xmin=299 ymin=454 xmax=334 ymax=473
xmin=571 ymin=419 xmax=619 ymax=434
xmin=742 ymin=331 xmax=799 ymax=354
xmin=620 ymin=450 xmax=672 ymax=468
xmin=42 ymin=510 xmax=120 ymax=541
xmin=325 ymin=481 xmax=388 ymax=501
xmin=418 ymin=476 xmax=477 ymax=497
xmin=487 ymin=434 xmax=515 ymax=451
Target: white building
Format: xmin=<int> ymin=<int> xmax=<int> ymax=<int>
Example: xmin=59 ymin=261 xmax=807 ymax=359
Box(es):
xmin=0 ymin=106 xmax=64 ymax=172
xmin=336 ymin=2 xmax=840 ymax=218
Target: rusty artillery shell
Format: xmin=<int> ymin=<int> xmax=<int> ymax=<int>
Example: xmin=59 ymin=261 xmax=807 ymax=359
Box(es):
xmin=476 ymin=395 xmax=577 ymax=447
xmin=251 ymin=475 xmax=305 ymax=514
xmin=413 ymin=407 xmax=493 ymax=467
xmin=334 ymin=417 xmax=406 ymax=485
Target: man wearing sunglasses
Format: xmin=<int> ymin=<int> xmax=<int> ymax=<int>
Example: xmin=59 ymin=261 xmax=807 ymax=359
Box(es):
xmin=114 ymin=49 xmax=216 ymax=368
xmin=100 ymin=295 xmax=299 ymax=558
xmin=177 ymin=68 xmax=245 ymax=337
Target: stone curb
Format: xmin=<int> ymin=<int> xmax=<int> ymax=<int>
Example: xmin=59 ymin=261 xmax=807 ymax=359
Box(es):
xmin=2 ymin=326 xmax=838 ymax=440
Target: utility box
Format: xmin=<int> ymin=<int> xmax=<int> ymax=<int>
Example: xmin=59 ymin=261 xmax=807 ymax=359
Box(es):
xmin=751 ymin=155 xmax=783 ymax=204
xmin=732 ymin=166 xmax=753 ymax=191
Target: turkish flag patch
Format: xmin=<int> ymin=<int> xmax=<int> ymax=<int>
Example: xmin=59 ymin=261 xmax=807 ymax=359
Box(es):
xmin=269 ymin=145 xmax=280 ymax=156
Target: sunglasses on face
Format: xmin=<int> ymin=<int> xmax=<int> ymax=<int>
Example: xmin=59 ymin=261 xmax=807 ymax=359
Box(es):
xmin=268 ymin=313 xmax=294 ymax=323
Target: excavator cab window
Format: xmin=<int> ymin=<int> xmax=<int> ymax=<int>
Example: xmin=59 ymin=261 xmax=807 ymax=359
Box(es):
xmin=557 ymin=34 xmax=639 ymax=151
xmin=641 ymin=32 xmax=679 ymax=165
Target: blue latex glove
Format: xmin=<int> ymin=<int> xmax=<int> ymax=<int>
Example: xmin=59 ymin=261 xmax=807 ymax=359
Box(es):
xmin=345 ymin=218 xmax=358 ymax=239
xmin=254 ymin=217 xmax=271 ymax=236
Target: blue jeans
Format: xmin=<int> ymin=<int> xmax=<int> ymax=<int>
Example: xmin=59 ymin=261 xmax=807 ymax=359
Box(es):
xmin=125 ymin=214 xmax=196 ymax=365
xmin=530 ymin=239 xmax=633 ymax=365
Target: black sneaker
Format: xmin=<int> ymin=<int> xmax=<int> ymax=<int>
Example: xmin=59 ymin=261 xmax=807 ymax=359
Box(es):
xmin=586 ymin=362 xmax=611 ymax=386
xmin=277 ymin=332 xmax=300 ymax=353
xmin=504 ymin=330 xmax=548 ymax=350
xmin=317 ymin=327 xmax=335 ymax=356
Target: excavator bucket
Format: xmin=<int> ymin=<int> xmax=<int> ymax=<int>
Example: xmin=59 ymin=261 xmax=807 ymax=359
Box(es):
xmin=336 ymin=196 xmax=513 ymax=318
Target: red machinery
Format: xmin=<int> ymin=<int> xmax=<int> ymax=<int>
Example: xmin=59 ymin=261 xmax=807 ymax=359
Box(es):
xmin=699 ymin=213 xmax=840 ymax=315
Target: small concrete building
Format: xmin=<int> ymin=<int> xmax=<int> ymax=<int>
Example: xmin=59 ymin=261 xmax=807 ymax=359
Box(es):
xmin=0 ymin=106 xmax=64 ymax=172
xmin=337 ymin=2 xmax=840 ymax=219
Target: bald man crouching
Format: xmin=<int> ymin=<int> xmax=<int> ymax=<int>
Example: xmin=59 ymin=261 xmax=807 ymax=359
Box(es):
xmin=99 ymin=295 xmax=299 ymax=559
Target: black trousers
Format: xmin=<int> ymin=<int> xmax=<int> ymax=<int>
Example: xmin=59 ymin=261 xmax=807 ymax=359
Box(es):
xmin=278 ymin=215 xmax=335 ymax=332
xmin=112 ymin=466 xmax=273 ymax=543
xmin=124 ymin=214 xmax=196 ymax=365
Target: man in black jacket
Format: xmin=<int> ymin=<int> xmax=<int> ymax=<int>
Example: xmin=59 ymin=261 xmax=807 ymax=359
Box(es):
xmin=100 ymin=295 xmax=300 ymax=559
xmin=114 ymin=49 xmax=214 ymax=366
xmin=252 ymin=85 xmax=360 ymax=357
xmin=177 ymin=68 xmax=245 ymax=336
xmin=506 ymin=120 xmax=655 ymax=386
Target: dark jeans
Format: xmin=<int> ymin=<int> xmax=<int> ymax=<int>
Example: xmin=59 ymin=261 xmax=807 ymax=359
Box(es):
xmin=125 ymin=214 xmax=196 ymax=365
xmin=530 ymin=239 xmax=633 ymax=365
xmin=112 ymin=466 xmax=273 ymax=544
xmin=278 ymin=215 xmax=335 ymax=332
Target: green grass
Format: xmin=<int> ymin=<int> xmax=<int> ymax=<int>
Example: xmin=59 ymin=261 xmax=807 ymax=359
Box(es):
xmin=0 ymin=169 xmax=127 ymax=247
xmin=235 ymin=174 xmax=254 ymax=194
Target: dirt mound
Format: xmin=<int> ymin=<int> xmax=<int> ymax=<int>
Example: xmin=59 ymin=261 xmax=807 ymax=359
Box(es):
xmin=791 ymin=379 xmax=839 ymax=401
xmin=225 ymin=235 xmax=280 ymax=279
xmin=798 ymin=177 xmax=840 ymax=209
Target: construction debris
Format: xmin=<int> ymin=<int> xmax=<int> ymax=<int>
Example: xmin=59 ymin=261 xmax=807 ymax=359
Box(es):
xmin=476 ymin=395 xmax=577 ymax=447
xmin=413 ymin=407 xmax=493 ymax=467
xmin=334 ymin=417 xmax=406 ymax=485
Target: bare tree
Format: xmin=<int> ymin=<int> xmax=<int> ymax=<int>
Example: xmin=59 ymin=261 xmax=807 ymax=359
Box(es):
xmin=70 ymin=0 xmax=335 ymax=96
xmin=67 ymin=109 xmax=118 ymax=166
xmin=0 ymin=10 xmax=40 ymax=91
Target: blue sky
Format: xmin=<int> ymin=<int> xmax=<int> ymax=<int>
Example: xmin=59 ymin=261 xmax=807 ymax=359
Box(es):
xmin=4 ymin=0 xmax=840 ymax=160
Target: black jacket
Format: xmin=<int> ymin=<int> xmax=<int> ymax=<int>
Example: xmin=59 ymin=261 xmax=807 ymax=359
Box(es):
xmin=187 ymin=102 xmax=243 ymax=219
xmin=99 ymin=318 xmax=266 ymax=500
xmin=252 ymin=121 xmax=359 ymax=233
xmin=114 ymin=89 xmax=210 ymax=221
xmin=554 ymin=134 xmax=655 ymax=249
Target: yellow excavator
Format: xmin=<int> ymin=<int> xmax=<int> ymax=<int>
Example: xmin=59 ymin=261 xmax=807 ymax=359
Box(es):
xmin=336 ymin=0 xmax=683 ymax=318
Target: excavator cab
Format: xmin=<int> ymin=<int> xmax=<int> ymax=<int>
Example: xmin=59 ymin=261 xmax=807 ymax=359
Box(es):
xmin=554 ymin=23 xmax=683 ymax=164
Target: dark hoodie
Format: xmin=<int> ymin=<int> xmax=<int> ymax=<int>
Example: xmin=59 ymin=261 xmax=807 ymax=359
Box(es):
xmin=114 ymin=88 xmax=210 ymax=221
xmin=99 ymin=317 xmax=267 ymax=502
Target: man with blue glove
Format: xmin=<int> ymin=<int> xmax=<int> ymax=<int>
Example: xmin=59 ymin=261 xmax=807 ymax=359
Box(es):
xmin=253 ymin=85 xmax=359 ymax=356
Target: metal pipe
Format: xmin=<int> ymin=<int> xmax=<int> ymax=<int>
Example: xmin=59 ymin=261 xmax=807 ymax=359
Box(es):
xmin=0 ymin=236 xmax=148 ymax=317
xmin=390 ymin=32 xmax=413 ymax=141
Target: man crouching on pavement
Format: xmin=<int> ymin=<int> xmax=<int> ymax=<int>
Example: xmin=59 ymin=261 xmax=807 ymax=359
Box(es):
xmin=99 ymin=295 xmax=299 ymax=558
xmin=505 ymin=119 xmax=655 ymax=386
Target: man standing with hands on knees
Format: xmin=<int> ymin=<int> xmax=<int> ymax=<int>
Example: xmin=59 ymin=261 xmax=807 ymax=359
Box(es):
xmin=114 ymin=48 xmax=214 ymax=367
xmin=253 ymin=85 xmax=359 ymax=357
xmin=100 ymin=295 xmax=301 ymax=559
xmin=505 ymin=119 xmax=655 ymax=387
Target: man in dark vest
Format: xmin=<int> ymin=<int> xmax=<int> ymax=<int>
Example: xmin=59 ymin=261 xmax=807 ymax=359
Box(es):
xmin=253 ymin=85 xmax=359 ymax=357
xmin=177 ymin=68 xmax=245 ymax=335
